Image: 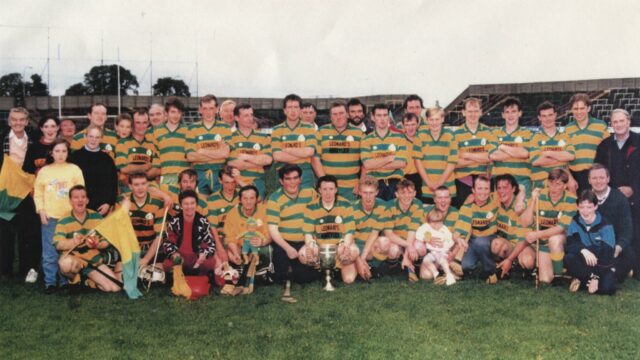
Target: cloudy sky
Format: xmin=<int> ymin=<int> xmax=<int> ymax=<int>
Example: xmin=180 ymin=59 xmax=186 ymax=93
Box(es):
xmin=1 ymin=0 xmax=639 ymax=107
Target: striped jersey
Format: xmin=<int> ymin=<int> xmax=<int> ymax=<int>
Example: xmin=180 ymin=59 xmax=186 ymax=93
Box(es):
xmin=454 ymin=123 xmax=496 ymax=179
xmin=530 ymin=128 xmax=575 ymax=182
xmin=360 ymin=129 xmax=408 ymax=180
xmin=53 ymin=210 xmax=104 ymax=249
xmin=565 ymin=117 xmax=609 ymax=172
xmin=416 ymin=128 xmax=458 ymax=198
xmin=150 ymin=123 xmax=190 ymax=176
xmin=316 ymin=124 xmax=363 ymax=191
xmin=266 ymin=187 xmax=316 ymax=243
xmin=115 ymin=135 xmax=159 ymax=171
xmin=271 ymin=120 xmax=317 ymax=172
xmin=490 ymin=126 xmax=533 ymax=183
xmin=186 ymin=120 xmax=233 ymax=172
xmin=165 ymin=184 xmax=209 ymax=219
xmin=496 ymin=195 xmax=525 ymax=245
xmin=384 ymin=198 xmax=424 ymax=239
xmin=228 ymin=129 xmax=272 ymax=188
xmin=116 ymin=192 xmax=164 ymax=246
xmin=454 ymin=197 xmax=499 ymax=240
xmin=403 ymin=135 xmax=419 ymax=175
xmin=351 ymin=198 xmax=388 ymax=248
xmin=71 ymin=128 xmax=118 ymax=159
xmin=207 ymin=190 xmax=239 ymax=237
xmin=223 ymin=203 xmax=268 ymax=247
xmin=303 ymin=197 xmax=355 ymax=246
xmin=530 ymin=188 xmax=577 ymax=241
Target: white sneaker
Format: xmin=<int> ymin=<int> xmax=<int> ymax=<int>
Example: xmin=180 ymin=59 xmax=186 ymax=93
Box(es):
xmin=25 ymin=269 xmax=38 ymax=283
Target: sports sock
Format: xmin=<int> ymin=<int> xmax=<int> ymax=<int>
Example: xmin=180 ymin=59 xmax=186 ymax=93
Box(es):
xmin=171 ymin=264 xmax=192 ymax=299
xmin=550 ymin=252 xmax=564 ymax=275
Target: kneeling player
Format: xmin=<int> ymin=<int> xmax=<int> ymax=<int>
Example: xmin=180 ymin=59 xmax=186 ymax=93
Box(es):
xmin=300 ymin=175 xmax=357 ymax=284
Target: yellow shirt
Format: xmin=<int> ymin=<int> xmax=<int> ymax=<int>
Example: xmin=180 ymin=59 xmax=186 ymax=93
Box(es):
xmin=34 ymin=162 xmax=85 ymax=219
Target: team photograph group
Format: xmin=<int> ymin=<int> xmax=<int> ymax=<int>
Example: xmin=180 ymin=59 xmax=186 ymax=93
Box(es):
xmin=2 ymin=91 xmax=639 ymax=302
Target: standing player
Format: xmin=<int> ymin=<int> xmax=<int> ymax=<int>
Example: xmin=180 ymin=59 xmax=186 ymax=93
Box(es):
xmin=148 ymin=103 xmax=166 ymax=128
xmin=489 ymin=97 xmax=533 ymax=195
xmin=271 ymin=94 xmax=318 ymax=189
xmin=401 ymin=113 xmax=423 ymax=200
xmin=71 ymin=103 xmax=118 ymax=159
xmin=301 ymin=103 xmax=319 ymax=130
xmin=314 ymin=101 xmax=364 ymax=201
xmin=219 ymin=99 xmax=237 ymax=130
xmin=453 ymin=98 xmax=496 ymax=208
xmin=186 ymin=94 xmax=232 ymax=195
xmin=115 ymin=108 xmax=160 ymax=186
xmin=226 ymin=104 xmax=272 ymax=199
xmin=402 ymin=94 xmax=427 ymax=131
xmin=530 ymin=101 xmax=576 ymax=191
xmin=565 ymin=93 xmax=609 ymax=193
xmin=360 ymin=103 xmax=408 ymax=201
xmin=415 ymin=107 xmax=457 ymax=204
xmin=347 ymin=98 xmax=373 ymax=134
xmin=151 ymin=97 xmax=190 ymax=187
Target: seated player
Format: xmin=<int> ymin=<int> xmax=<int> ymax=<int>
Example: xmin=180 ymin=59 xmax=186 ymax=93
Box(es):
xmin=300 ymin=175 xmax=358 ymax=284
xmin=565 ymin=190 xmax=616 ymax=295
xmin=54 ymin=185 xmax=121 ymax=293
xmin=162 ymin=190 xmax=216 ymax=280
xmin=520 ymin=169 xmax=577 ymax=284
xmin=117 ymin=173 xmax=165 ymax=269
xmin=383 ymin=178 xmax=424 ymax=281
xmin=352 ymin=176 xmax=390 ymax=280
xmin=416 ymin=209 xmax=457 ymax=285
xmin=423 ymin=186 xmax=462 ymax=279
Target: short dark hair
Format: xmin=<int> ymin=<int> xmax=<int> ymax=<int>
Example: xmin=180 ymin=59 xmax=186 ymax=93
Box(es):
xmin=402 ymin=113 xmax=419 ymax=124
xmin=537 ymin=101 xmax=557 ymax=115
xmin=200 ymin=94 xmax=218 ymax=107
xmin=371 ymin=103 xmax=388 ymax=116
xmin=88 ymin=103 xmax=107 ymax=115
xmin=178 ymin=169 xmax=198 ymax=183
xmin=116 ymin=113 xmax=132 ymax=125
xmin=495 ymin=174 xmax=520 ymax=197
xmin=233 ymin=103 xmax=252 ymax=117
xmin=347 ymin=98 xmax=366 ymax=114
xmin=577 ymin=189 xmax=598 ymax=206
xmin=330 ymin=101 xmax=347 ymax=113
xmin=589 ymin=163 xmax=610 ymax=178
xmin=38 ymin=115 xmax=59 ymax=128
xmin=473 ymin=174 xmax=491 ymax=188
xmin=403 ymin=94 xmax=424 ymax=110
xmin=128 ymin=172 xmax=148 ymax=184
xmin=134 ymin=107 xmax=149 ymax=118
xmin=179 ymin=190 xmax=198 ymax=204
xmin=502 ymin=97 xmax=522 ymax=112
xmin=316 ymin=175 xmax=338 ymax=191
xmin=69 ymin=184 xmax=87 ymax=199
xmin=301 ymin=102 xmax=317 ymax=112
xmin=435 ymin=185 xmax=449 ymax=193
xmin=165 ymin=97 xmax=185 ymax=113
xmin=548 ymin=168 xmax=569 ymax=183
xmin=218 ymin=165 xmax=235 ymax=180
xmin=569 ymin=93 xmax=591 ymax=108
xmin=239 ymin=185 xmax=259 ymax=199
xmin=278 ymin=164 xmax=302 ymax=180
xmin=282 ymin=94 xmax=302 ymax=109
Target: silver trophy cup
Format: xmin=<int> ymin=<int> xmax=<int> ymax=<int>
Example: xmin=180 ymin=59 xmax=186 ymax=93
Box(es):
xmin=319 ymin=244 xmax=337 ymax=291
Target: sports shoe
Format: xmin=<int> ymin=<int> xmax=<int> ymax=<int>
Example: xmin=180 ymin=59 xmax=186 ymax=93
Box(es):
xmin=485 ymin=274 xmax=498 ymax=285
xmin=44 ymin=285 xmax=56 ymax=294
xmin=569 ymin=278 xmax=581 ymax=293
xmin=25 ymin=269 xmax=38 ymax=283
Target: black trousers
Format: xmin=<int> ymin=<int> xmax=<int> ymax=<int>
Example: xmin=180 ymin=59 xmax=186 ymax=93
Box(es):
xmin=614 ymin=248 xmax=637 ymax=283
xmin=272 ymin=240 xmax=320 ymax=284
xmin=564 ymin=253 xmax=616 ymax=295
xmin=570 ymin=169 xmax=591 ymax=194
xmin=0 ymin=196 xmax=41 ymax=277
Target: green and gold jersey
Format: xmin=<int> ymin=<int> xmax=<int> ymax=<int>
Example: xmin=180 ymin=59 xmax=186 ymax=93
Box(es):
xmin=530 ymin=188 xmax=577 ymax=241
xmin=352 ymin=198 xmax=388 ymax=249
xmin=496 ymin=196 xmax=525 ymax=245
xmin=454 ymin=123 xmax=496 ymax=179
xmin=165 ymin=184 xmax=209 ymax=219
xmin=207 ymin=190 xmax=239 ymax=238
xmin=423 ymin=204 xmax=459 ymax=233
xmin=303 ymin=197 xmax=355 ymax=246
xmin=360 ymin=129 xmax=408 ymax=180
xmin=71 ymin=128 xmax=118 ymax=159
xmin=565 ymin=117 xmax=609 ymax=172
xmin=115 ymin=135 xmax=159 ymax=170
xmin=228 ymin=129 xmax=272 ymax=193
xmin=455 ymin=197 xmax=499 ymax=240
xmin=490 ymin=126 xmax=533 ymax=189
xmin=416 ymin=128 xmax=458 ymax=198
xmin=316 ymin=124 xmax=363 ymax=191
xmin=530 ymin=128 xmax=575 ymax=183
xmin=186 ymin=120 xmax=233 ymax=172
xmin=266 ymin=188 xmax=316 ymax=243
xmin=384 ymin=198 xmax=424 ymax=240
xmin=271 ymin=120 xmax=317 ymax=172
xmin=150 ymin=123 xmax=190 ymax=176
xmin=116 ymin=193 xmax=164 ymax=246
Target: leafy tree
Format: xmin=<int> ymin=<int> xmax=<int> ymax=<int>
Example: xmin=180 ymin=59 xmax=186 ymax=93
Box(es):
xmin=26 ymin=74 xmax=49 ymax=96
xmin=0 ymin=73 xmax=24 ymax=97
xmin=153 ymin=77 xmax=191 ymax=97
xmin=64 ymin=64 xmax=139 ymax=96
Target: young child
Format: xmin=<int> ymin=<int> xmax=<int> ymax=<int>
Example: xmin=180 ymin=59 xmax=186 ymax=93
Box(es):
xmin=416 ymin=209 xmax=456 ymax=285
xmin=565 ymin=190 xmax=616 ymax=295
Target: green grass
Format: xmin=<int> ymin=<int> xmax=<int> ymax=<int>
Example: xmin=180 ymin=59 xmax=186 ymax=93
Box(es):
xmin=1 ymin=276 xmax=639 ymax=359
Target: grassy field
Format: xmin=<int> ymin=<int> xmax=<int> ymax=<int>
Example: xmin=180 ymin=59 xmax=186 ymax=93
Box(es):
xmin=1 ymin=275 xmax=639 ymax=360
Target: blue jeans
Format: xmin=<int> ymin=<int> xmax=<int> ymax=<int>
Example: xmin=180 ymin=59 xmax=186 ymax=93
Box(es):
xmin=462 ymin=235 xmax=496 ymax=273
xmin=41 ymin=219 xmax=67 ymax=287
